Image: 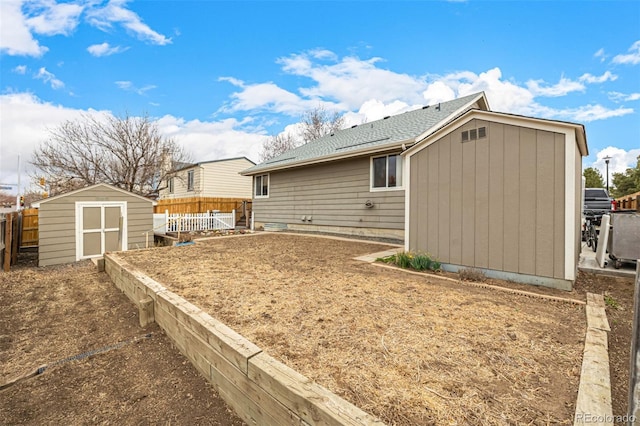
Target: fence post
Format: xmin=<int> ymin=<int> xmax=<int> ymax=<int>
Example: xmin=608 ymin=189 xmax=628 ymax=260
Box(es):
xmin=4 ymin=213 xmax=12 ymax=272
xmin=250 ymin=210 xmax=254 ymax=231
xmin=232 ymin=209 xmax=236 ymax=229
xmin=165 ymin=209 xmax=169 ymax=232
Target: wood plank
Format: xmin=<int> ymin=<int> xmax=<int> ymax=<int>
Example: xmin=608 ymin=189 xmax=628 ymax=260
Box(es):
xmin=449 ymin=129 xmax=463 ymax=264
xmin=156 ymin=291 xmax=261 ymax=374
xmin=4 ymin=213 xmax=11 ymax=272
xmin=461 ymin=134 xmax=476 ymax=266
xmin=139 ymin=296 xmax=154 ymax=327
xmin=535 ymin=130 xmax=555 ymax=278
xmin=518 ymin=127 xmax=536 ymax=275
xmin=249 ymin=352 xmax=384 ymax=425
xmin=426 ymin=143 xmax=439 ymax=256
xmin=488 ymin=122 xmax=504 ymax=271
xmin=154 ymin=302 xmax=300 ymax=425
xmin=474 ymin=129 xmax=490 ymax=268
xmin=503 ymin=125 xmax=520 ymax=273
xmin=438 ymin=135 xmax=451 ymax=263
xmin=553 ymin=133 xmax=566 ymax=279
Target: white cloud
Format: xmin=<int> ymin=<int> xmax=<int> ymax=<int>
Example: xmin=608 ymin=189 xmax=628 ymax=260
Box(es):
xmin=588 ymin=147 xmax=640 ymax=184
xmin=223 ymin=50 xmax=633 ymax=126
xmin=526 ymin=76 xmax=585 ymax=97
xmin=563 ymin=104 xmax=633 ymax=122
xmin=25 ymin=0 xmax=83 ymax=36
xmin=594 ymin=48 xmax=606 ymax=62
xmin=278 ymin=52 xmax=425 ymax=109
xmin=579 ymin=71 xmax=617 ymax=84
xmin=222 ymin=81 xmax=311 ymax=115
xmin=0 ymin=0 xmax=48 ymax=56
xmin=86 ymin=0 xmax=171 ymax=45
xmin=13 ymin=65 xmax=27 ymax=74
xmin=422 ymin=81 xmax=457 ymax=104
xmin=35 ymin=67 xmax=64 ymax=89
xmin=156 ymin=115 xmax=266 ymax=163
xmin=115 ymin=80 xmax=156 ymax=96
xmin=0 ymin=92 xmax=266 ymax=192
xmin=612 ymin=40 xmax=640 ymax=65
xmin=608 ymin=91 xmax=640 ymax=102
xmin=0 ymin=92 xmax=96 ymax=191
xmin=87 ymin=42 xmax=128 ymax=57
xmin=1 ymin=0 xmax=169 ymax=58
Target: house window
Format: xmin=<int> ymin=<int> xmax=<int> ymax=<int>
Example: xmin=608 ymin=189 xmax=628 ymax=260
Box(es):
xmin=254 ymin=174 xmax=269 ymax=198
xmin=187 ymin=170 xmax=194 ymax=191
xmin=371 ymin=154 xmax=402 ymax=190
xmin=168 ymin=177 xmax=174 ymax=193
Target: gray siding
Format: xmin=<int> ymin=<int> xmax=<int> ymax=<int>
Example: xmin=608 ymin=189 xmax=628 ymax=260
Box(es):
xmin=409 ymin=119 xmax=566 ymax=280
xmin=253 ymin=156 xmax=405 ymax=231
xmin=39 ymin=186 xmax=153 ymax=266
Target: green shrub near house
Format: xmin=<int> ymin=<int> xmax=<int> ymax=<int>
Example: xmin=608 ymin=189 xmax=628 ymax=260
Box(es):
xmin=378 ymin=251 xmax=441 ymax=272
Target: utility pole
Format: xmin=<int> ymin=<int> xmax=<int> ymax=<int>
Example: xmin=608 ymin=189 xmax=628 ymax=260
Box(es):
xmin=16 ymin=154 xmax=21 ymax=210
xmin=604 ymin=155 xmax=611 ymax=194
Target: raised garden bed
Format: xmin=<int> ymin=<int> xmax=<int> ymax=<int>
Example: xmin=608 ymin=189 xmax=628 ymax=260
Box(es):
xmin=118 ymin=233 xmax=586 ymax=424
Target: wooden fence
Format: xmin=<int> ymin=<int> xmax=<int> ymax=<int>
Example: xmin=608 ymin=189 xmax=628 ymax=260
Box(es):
xmin=21 ymin=208 xmax=38 ymax=247
xmin=1 ymin=212 xmax=20 ymax=272
xmin=154 ymin=197 xmax=248 ymax=214
xmin=616 ymin=191 xmax=640 ymax=211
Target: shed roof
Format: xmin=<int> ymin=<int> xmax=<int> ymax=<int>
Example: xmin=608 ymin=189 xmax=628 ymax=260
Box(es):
xmin=242 ymin=92 xmax=489 ymax=175
xmin=31 ymin=183 xmax=157 ymax=208
xmin=403 ymin=109 xmax=589 ymax=158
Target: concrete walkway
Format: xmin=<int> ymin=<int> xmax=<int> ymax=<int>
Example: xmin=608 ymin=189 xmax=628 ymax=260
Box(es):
xmin=578 ymin=242 xmax=636 ymax=278
xmin=353 ymin=247 xmax=404 ymax=263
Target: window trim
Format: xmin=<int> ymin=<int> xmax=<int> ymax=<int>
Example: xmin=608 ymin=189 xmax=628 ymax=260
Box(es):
xmin=168 ymin=176 xmax=174 ymax=193
xmin=254 ymin=174 xmax=269 ymax=198
xmin=187 ymin=170 xmax=194 ymax=192
xmin=370 ymin=154 xmax=403 ymax=192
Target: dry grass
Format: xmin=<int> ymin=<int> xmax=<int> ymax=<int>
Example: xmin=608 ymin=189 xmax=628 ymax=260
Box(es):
xmin=120 ymin=233 xmax=585 ymax=425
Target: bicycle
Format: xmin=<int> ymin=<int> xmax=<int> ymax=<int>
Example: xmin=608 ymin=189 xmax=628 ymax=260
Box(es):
xmin=583 ymin=214 xmax=600 ymax=252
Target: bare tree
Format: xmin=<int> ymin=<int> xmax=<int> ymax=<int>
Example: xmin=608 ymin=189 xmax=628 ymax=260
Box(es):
xmin=260 ymin=106 xmax=346 ymax=161
xmin=259 ymin=133 xmax=297 ymax=162
xmin=300 ymin=105 xmax=345 ymax=144
xmin=31 ymin=112 xmax=191 ymax=198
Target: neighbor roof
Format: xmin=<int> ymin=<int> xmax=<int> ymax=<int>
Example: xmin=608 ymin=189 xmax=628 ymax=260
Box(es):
xmin=173 ymin=156 xmax=255 ymax=173
xmin=31 ymin=183 xmax=157 ymax=208
xmin=242 ymin=92 xmax=489 ymax=175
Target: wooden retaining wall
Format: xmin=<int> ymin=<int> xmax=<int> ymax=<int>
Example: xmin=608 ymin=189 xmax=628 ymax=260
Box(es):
xmin=104 ymin=253 xmax=384 ymax=426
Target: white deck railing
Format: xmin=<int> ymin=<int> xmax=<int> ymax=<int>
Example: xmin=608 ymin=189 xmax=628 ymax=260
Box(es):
xmin=153 ymin=210 xmax=235 ymax=234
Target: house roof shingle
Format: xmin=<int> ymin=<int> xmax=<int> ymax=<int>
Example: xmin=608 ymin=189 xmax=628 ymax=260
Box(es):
xmin=242 ymin=92 xmax=488 ymax=175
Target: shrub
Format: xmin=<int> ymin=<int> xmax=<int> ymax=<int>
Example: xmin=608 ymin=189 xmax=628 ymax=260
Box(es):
xmin=459 ymin=267 xmax=487 ymax=282
xmin=410 ymin=253 xmax=432 ymax=271
xmin=382 ymin=251 xmax=441 ymax=272
xmin=394 ymin=252 xmax=412 ymax=269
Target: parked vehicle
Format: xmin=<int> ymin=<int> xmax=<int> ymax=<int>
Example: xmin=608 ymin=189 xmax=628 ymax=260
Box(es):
xmin=584 ymin=188 xmax=614 ymax=218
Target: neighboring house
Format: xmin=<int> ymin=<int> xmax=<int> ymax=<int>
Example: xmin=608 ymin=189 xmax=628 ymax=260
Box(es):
xmin=242 ymin=92 xmax=588 ymax=289
xmin=31 ymin=183 xmax=155 ymax=267
xmin=159 ymin=157 xmax=255 ymax=200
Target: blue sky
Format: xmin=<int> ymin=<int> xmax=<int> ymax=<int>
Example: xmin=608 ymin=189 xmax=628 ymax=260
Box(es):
xmin=1 ymin=0 xmax=639 ymax=193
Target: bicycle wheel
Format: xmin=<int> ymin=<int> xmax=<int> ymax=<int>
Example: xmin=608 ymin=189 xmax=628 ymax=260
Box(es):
xmin=589 ymin=225 xmax=598 ymax=252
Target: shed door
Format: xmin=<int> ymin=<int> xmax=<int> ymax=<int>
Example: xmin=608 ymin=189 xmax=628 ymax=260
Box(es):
xmin=76 ymin=202 xmax=127 ymax=260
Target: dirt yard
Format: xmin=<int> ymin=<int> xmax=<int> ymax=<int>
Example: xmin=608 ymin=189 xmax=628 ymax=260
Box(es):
xmin=118 ymin=232 xmax=591 ymax=425
xmin=0 ymin=257 xmax=244 ymax=425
